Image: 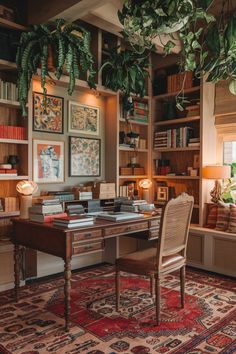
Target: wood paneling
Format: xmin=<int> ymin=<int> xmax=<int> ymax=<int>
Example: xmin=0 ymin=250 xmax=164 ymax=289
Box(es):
xmin=215 ymin=80 xmax=236 ymax=116
xmin=213 ymin=237 xmax=236 ymax=272
xmin=187 ymin=233 xmax=204 ymax=264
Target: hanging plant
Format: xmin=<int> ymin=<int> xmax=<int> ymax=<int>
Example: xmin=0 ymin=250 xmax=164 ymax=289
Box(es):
xmin=100 ymin=48 xmax=149 ymax=111
xmin=16 ymin=19 xmax=96 ymax=116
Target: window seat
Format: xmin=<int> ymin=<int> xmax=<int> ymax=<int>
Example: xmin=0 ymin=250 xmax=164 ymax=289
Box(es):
xmin=187 ymin=226 xmax=236 ymax=277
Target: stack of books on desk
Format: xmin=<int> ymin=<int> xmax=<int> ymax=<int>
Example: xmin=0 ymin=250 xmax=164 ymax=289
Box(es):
xmin=53 ymin=215 xmax=94 ymax=228
xmin=66 ymin=204 xmax=85 ymax=216
xmin=120 ymin=199 xmax=148 ymax=212
xmin=29 ymin=199 xmax=67 ymax=223
xmin=48 ymin=191 xmax=75 ymax=202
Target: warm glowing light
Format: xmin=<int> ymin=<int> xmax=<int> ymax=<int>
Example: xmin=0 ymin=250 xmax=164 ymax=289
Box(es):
xmin=139 ymin=179 xmax=152 ymax=190
xmin=16 ymin=180 xmax=38 ymax=196
xmin=202 ymin=165 xmax=231 ymax=180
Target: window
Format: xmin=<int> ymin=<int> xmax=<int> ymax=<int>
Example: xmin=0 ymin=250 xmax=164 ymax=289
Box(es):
xmin=223 ymin=141 xmax=236 ymax=176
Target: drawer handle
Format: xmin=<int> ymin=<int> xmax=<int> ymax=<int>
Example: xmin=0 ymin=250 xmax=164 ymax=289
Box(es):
xmin=84 ymin=233 xmax=92 ymax=237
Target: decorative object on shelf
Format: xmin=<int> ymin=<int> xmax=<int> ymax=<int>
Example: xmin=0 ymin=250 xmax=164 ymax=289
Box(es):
xmin=100 ymin=48 xmax=149 ymax=111
xmin=33 ymin=92 xmax=64 ymax=134
xmin=193 ymin=154 xmax=200 ymax=169
xmin=139 ymin=178 xmax=152 ymax=201
xmin=7 ymin=155 xmax=19 ymax=168
xmin=68 ymin=101 xmax=99 ymax=136
xmin=16 ymin=19 xmax=96 ymax=116
xmin=126 ymin=131 xmax=139 ymax=148
xmin=120 ymin=167 xmax=133 ymax=176
xmin=119 ymin=131 xmax=126 ymax=145
xmin=202 ymin=165 xmax=231 ymax=203
xmin=69 ymin=136 xmax=100 ymax=177
xmin=33 ymin=139 xmax=64 ymax=183
xmin=92 ymin=182 xmax=116 ymax=199
xmin=16 ymin=180 xmax=38 ymax=219
xmin=157 ymin=186 xmax=169 ymax=202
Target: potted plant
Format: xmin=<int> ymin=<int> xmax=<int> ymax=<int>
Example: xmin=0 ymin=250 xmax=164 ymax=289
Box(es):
xmin=100 ymin=48 xmax=149 ymax=113
xmin=16 ymin=19 xmax=96 ymax=116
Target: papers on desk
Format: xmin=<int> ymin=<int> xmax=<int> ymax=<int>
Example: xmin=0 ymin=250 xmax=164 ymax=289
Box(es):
xmin=96 ymin=211 xmax=144 ymax=221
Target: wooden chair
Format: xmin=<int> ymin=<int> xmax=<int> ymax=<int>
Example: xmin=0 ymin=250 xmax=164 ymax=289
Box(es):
xmin=115 ymin=193 xmax=194 ymax=325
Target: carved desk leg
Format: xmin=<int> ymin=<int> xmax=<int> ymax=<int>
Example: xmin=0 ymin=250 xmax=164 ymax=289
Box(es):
xmin=14 ymin=244 xmax=21 ymax=302
xmin=64 ymin=258 xmax=72 ymax=332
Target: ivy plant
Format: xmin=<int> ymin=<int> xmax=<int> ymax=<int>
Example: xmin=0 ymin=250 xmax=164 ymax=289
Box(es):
xmin=100 ymin=48 xmax=149 ymax=110
xmin=16 ymin=19 xmax=96 ymax=116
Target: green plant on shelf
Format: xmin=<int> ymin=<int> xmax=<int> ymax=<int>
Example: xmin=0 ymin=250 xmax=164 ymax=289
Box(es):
xmin=16 ymin=19 xmax=96 ymax=116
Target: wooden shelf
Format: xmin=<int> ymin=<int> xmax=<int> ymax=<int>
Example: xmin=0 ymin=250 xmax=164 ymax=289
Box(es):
xmin=154 ymin=116 xmax=200 ymax=126
xmin=0 ymin=18 xmax=27 ymax=31
xmin=0 ymin=138 xmax=28 ymax=144
xmin=153 ymin=86 xmax=200 ymax=100
xmin=0 ymin=175 xmax=28 ymax=180
xmin=0 ymin=211 xmax=20 ymax=218
xmin=119 ymin=118 xmax=148 ymax=126
xmin=154 ymin=147 xmax=200 ymax=152
xmin=153 ymin=175 xmax=200 ymax=180
xmin=0 ymin=99 xmax=20 ymax=108
xmin=119 ymin=146 xmax=148 ymax=152
xmin=119 ymin=175 xmax=148 ymax=179
xmin=0 ymin=59 xmax=16 ymax=71
xmin=34 ymin=71 xmax=116 ymax=97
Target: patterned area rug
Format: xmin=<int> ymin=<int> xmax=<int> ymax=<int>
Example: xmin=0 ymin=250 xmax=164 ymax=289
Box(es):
xmin=0 ymin=264 xmax=235 ymax=354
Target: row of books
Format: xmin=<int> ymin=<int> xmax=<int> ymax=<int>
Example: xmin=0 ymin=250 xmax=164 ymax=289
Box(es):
xmin=167 ymin=71 xmax=193 ymax=93
xmin=0 ymin=169 xmax=17 ymax=176
xmin=120 ymin=199 xmax=148 ymax=213
xmin=0 ymin=125 xmax=26 ymax=140
xmin=0 ymin=80 xmax=18 ymax=102
xmin=0 ymin=197 xmax=19 ymax=212
xmin=48 ymin=191 xmax=75 ymax=202
xmin=154 ymin=127 xmax=195 ymax=149
xmin=119 ymin=185 xmax=129 ymax=198
xmin=128 ymin=100 xmax=149 ymax=123
xmin=188 ymin=137 xmax=200 ymax=147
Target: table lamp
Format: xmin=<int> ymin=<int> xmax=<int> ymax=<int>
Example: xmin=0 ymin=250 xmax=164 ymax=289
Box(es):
xmin=139 ymin=179 xmax=152 ymax=201
xmin=202 ymin=165 xmax=231 ymax=203
xmin=16 ymin=180 xmax=38 ymax=219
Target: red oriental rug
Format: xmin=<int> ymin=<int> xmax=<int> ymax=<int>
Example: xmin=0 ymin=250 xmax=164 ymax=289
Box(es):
xmin=0 ymin=264 xmax=235 ymax=354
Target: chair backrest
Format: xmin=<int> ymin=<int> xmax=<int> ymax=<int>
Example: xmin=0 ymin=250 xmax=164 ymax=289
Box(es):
xmin=157 ymin=193 xmax=194 ymax=266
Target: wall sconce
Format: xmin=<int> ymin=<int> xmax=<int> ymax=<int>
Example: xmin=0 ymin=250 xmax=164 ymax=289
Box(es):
xmin=202 ymin=165 xmax=231 ymax=203
xmin=138 ymin=179 xmax=152 ymax=201
xmin=16 ymin=180 xmax=38 ymax=219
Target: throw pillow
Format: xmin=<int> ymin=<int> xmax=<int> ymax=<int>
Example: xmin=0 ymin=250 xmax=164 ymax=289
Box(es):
xmin=227 ymin=204 xmax=236 ymax=233
xmin=215 ymin=202 xmax=230 ymax=231
xmin=205 ymin=204 xmax=218 ymax=228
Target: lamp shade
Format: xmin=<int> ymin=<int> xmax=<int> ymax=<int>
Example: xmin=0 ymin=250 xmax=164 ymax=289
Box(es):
xmin=139 ymin=179 xmax=152 ymax=189
xmin=16 ymin=180 xmax=38 ymax=196
xmin=202 ymin=165 xmax=231 ymax=180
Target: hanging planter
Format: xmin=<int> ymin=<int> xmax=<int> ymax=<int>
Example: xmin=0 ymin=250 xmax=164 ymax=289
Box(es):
xmin=16 ymin=19 xmax=96 ymax=116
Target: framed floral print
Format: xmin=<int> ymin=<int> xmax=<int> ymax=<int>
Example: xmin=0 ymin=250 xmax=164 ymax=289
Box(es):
xmin=68 ymin=101 xmax=100 ymax=135
xmin=69 ymin=136 xmax=101 ymax=177
xmin=33 ymin=92 xmax=64 ymax=134
xmin=33 ymin=139 xmax=64 ymax=183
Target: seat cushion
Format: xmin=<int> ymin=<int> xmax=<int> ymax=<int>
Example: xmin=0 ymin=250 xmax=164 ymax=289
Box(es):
xmin=116 ymin=248 xmax=185 ymax=275
xmin=116 ymin=247 xmax=157 ymax=275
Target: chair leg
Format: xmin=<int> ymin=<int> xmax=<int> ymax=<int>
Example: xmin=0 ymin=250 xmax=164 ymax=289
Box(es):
xmin=150 ymin=273 xmax=154 ymax=297
xmin=180 ymin=265 xmax=185 ymax=308
xmin=155 ymin=275 xmax=161 ymax=325
xmin=115 ymin=268 xmax=120 ymax=312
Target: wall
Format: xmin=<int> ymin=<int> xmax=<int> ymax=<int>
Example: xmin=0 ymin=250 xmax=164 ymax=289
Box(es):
xmin=31 ymin=79 xmax=106 ymax=193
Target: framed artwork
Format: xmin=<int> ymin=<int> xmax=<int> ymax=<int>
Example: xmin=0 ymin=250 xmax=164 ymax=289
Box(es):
xmin=69 ymin=136 xmax=101 ymax=177
xmin=33 ymin=92 xmax=64 ymax=134
xmin=68 ymin=101 xmax=100 ymax=135
xmin=33 ymin=139 xmax=64 ymax=183
xmin=157 ymin=186 xmax=169 ymax=201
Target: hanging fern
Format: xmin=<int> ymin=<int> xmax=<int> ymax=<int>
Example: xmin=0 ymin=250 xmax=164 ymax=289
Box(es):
xmin=16 ymin=19 xmax=96 ymax=116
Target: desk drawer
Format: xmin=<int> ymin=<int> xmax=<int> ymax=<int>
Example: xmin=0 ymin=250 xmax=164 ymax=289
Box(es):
xmin=72 ymin=229 xmax=102 ymax=242
xmin=104 ymin=221 xmax=149 ymax=237
xmin=149 ymin=228 xmax=160 ymax=240
xmin=73 ymin=240 xmax=103 ymax=255
xmin=150 ymin=218 xmax=161 ymax=228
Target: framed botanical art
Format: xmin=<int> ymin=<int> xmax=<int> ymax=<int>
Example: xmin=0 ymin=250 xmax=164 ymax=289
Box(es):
xmin=69 ymin=136 xmax=101 ymax=177
xmin=33 ymin=92 xmax=64 ymax=134
xmin=68 ymin=101 xmax=100 ymax=135
xmin=33 ymin=139 xmax=64 ymax=183
xmin=157 ymin=186 xmax=169 ymax=202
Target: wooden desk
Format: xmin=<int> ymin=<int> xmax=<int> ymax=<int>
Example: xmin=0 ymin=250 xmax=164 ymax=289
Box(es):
xmin=12 ymin=215 xmax=160 ymax=331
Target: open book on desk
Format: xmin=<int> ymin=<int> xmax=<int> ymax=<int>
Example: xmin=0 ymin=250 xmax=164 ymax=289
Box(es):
xmin=96 ymin=212 xmax=144 ymax=221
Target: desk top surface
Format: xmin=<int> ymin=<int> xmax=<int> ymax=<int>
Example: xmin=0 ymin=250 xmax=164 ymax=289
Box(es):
xmin=12 ymin=213 xmax=161 ymax=233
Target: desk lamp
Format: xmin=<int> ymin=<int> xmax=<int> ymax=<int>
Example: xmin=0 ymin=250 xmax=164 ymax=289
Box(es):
xmin=202 ymin=165 xmax=231 ymax=203
xmin=16 ymin=180 xmax=38 ymax=219
xmin=139 ymin=178 xmax=152 ymax=201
